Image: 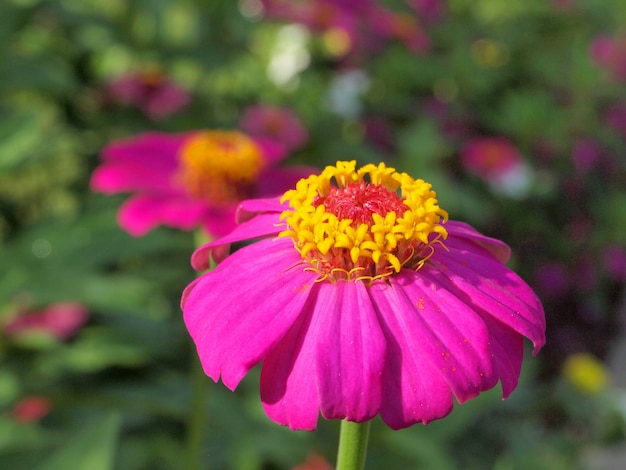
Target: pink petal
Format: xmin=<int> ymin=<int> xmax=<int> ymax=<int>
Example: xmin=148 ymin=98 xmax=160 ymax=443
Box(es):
xmin=445 ymin=221 xmax=511 ymax=263
xmin=418 ymin=261 xmax=528 ymax=398
xmin=385 ymin=273 xmax=498 ymax=403
xmin=257 ymin=260 xmax=387 ymax=431
xmin=118 ymin=194 xmax=209 ymax=236
xmin=314 ymin=281 xmax=386 ymax=422
xmin=255 ymin=166 xmax=319 ymax=199
xmin=370 ymin=280 xmax=455 ymax=429
xmin=183 ymin=238 xmax=317 ymax=390
xmin=260 ymin=294 xmax=322 ymax=431
xmin=143 ymin=83 xmax=190 ymax=119
xmin=191 ymin=212 xmax=284 ymax=270
xmin=255 ymin=137 xmax=288 ymax=164
xmin=432 ymin=246 xmax=546 ymax=354
xmin=200 ymin=204 xmax=238 ymax=238
xmin=478 ymin=314 xmax=524 ymax=398
xmin=92 ymin=132 xmax=191 ymax=195
xmin=101 ymin=132 xmax=189 ymax=163
xmin=236 ymin=196 xmax=286 ymax=223
xmin=90 ymin=160 xmax=179 ymax=195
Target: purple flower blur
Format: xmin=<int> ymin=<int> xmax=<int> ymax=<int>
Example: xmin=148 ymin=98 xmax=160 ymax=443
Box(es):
xmin=589 ymin=34 xmax=626 ymax=83
xmin=239 ymin=105 xmax=309 ymax=152
xmin=91 ymin=130 xmax=315 ymax=237
xmin=181 ymin=161 xmax=546 ymax=430
xmin=105 ymin=68 xmax=190 ymax=120
xmin=261 ymin=0 xmax=430 ymax=58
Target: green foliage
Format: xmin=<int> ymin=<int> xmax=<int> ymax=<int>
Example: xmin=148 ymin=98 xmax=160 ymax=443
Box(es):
xmin=37 ymin=413 xmax=121 ymax=470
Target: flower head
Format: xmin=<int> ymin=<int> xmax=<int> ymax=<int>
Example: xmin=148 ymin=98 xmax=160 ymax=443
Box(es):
xmin=589 ymin=34 xmax=626 ymax=83
xmin=3 ymin=302 xmax=88 ymax=341
xmin=239 ymin=105 xmax=309 ymax=152
xmin=261 ymin=0 xmax=430 ymax=58
xmin=12 ymin=396 xmax=52 ymax=423
xmin=182 ymin=161 xmax=545 ymax=430
xmin=105 ymin=67 xmax=190 ymax=120
xmin=91 ymin=130 xmax=315 ymax=237
xmin=460 ymin=137 xmax=532 ymax=198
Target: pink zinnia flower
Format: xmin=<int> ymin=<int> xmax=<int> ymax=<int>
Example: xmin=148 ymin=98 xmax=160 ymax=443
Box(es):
xmin=370 ymin=10 xmax=430 ymax=54
xmin=460 ymin=137 xmax=531 ymax=197
xmin=239 ymin=105 xmax=309 ymax=152
xmin=12 ymin=396 xmax=52 ymax=423
xmin=91 ymin=130 xmax=315 ymax=237
xmin=4 ymin=302 xmax=88 ymax=341
xmin=589 ymin=34 xmax=626 ymax=82
xmin=105 ymin=68 xmax=190 ymax=120
xmin=182 ymin=161 xmax=545 ymax=430
xmin=261 ymin=0 xmax=429 ymax=57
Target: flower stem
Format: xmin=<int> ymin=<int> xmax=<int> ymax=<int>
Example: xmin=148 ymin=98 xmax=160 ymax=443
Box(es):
xmin=185 ymin=353 xmax=207 ymax=470
xmin=336 ymin=420 xmax=371 ymax=470
xmin=185 ymin=229 xmax=213 ymax=470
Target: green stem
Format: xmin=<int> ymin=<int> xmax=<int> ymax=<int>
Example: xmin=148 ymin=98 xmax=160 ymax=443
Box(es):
xmin=336 ymin=420 xmax=371 ymax=470
xmin=184 ymin=353 xmax=208 ymax=470
xmin=185 ymin=228 xmax=213 ymax=470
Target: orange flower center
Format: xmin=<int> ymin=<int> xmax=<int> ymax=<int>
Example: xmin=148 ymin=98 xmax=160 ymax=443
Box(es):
xmin=177 ymin=131 xmax=265 ymax=204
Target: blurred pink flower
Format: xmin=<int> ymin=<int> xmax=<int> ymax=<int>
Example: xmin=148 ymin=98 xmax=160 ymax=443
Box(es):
xmin=604 ymin=102 xmax=626 ymax=139
xmin=369 ymin=10 xmax=430 ymax=54
xmin=239 ymin=105 xmax=309 ymax=152
xmin=603 ymin=246 xmax=626 ymax=282
xmin=533 ymin=261 xmax=571 ymax=299
xmin=423 ymin=98 xmax=474 ymax=141
xmin=571 ymin=138 xmax=602 ymax=174
xmin=105 ymin=68 xmax=190 ymax=120
xmin=4 ymin=302 xmax=88 ymax=340
xmin=408 ymin=0 xmax=447 ymax=24
xmin=91 ymin=130 xmax=316 ymax=237
xmin=261 ymin=0 xmax=429 ymax=57
xmin=364 ymin=116 xmax=396 ymax=153
xmin=589 ymin=34 xmax=626 ymax=82
xmin=460 ymin=137 xmax=531 ymax=197
xmin=182 ymin=161 xmax=545 ymax=430
xmin=12 ymin=396 xmax=52 ymax=423
xmin=292 ymin=454 xmax=333 ymax=470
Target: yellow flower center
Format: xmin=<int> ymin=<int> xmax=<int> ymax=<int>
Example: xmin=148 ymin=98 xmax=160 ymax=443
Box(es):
xmin=177 ymin=131 xmax=265 ymax=204
xmin=279 ymin=161 xmax=448 ymax=283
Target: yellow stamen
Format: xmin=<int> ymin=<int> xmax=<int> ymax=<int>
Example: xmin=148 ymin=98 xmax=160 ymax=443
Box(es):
xmin=279 ymin=160 xmax=448 ymax=283
xmin=177 ymin=130 xmax=264 ymax=204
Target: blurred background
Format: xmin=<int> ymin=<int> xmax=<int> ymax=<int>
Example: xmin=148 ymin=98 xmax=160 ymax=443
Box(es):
xmin=1 ymin=0 xmax=625 ymax=469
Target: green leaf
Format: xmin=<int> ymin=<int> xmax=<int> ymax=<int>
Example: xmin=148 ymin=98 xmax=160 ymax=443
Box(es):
xmin=37 ymin=413 xmax=121 ymax=470
xmin=0 ymin=109 xmax=49 ymax=170
xmin=49 ymin=327 xmax=150 ymax=372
